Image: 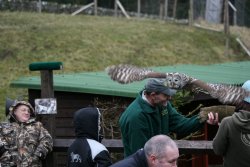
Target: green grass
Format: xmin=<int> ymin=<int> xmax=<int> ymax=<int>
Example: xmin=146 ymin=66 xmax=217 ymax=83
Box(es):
xmin=0 ymin=11 xmax=249 ymax=120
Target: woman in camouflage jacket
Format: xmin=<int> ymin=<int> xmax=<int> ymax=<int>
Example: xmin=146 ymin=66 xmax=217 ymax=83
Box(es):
xmin=0 ymin=101 xmax=53 ymax=167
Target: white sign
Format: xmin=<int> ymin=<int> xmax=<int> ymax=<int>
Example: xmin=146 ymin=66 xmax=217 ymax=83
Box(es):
xmin=35 ymin=98 xmax=57 ymax=114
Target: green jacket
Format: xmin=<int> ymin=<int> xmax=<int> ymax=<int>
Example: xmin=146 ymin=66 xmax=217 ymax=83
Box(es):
xmin=119 ymin=91 xmax=203 ymax=157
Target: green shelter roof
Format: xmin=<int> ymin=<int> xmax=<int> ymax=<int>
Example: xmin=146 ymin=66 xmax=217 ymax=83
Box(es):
xmin=10 ymin=61 xmax=250 ymax=98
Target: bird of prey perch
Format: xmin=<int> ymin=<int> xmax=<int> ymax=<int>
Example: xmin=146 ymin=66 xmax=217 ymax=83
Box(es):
xmin=106 ymin=64 xmax=250 ymax=105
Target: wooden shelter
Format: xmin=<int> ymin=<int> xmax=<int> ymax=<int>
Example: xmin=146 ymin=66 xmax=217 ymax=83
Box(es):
xmin=10 ymin=61 xmax=250 ymax=167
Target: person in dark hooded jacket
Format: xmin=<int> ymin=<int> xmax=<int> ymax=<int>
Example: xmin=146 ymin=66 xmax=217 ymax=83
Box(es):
xmin=67 ymin=107 xmax=112 ymax=167
xmin=213 ymin=80 xmax=250 ymax=167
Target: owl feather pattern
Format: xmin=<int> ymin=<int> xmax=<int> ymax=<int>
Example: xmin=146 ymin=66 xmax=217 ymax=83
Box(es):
xmin=106 ymin=64 xmax=250 ymax=105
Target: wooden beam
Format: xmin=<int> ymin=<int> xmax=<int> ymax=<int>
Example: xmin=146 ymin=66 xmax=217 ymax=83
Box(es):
xmin=173 ymin=0 xmax=178 ymax=19
xmin=236 ymin=38 xmax=250 ymax=56
xmin=40 ymin=70 xmax=55 ymax=166
xmin=189 ymin=0 xmax=193 ymax=26
xmin=37 ymin=0 xmax=42 ymax=13
xmin=53 ymin=139 xmax=215 ymax=154
xmin=29 ymin=62 xmax=63 ymax=167
xmin=193 ymin=23 xmax=222 ymax=32
xmin=224 ymin=0 xmax=229 ymax=56
xmin=40 ymin=71 xmax=54 ymax=98
xmin=116 ymin=0 xmax=130 ymax=19
xmin=159 ymin=0 xmax=164 ymax=19
xmin=114 ymin=0 xmax=118 ymax=17
xmin=71 ymin=2 xmax=95 ymax=16
xmin=40 ymin=70 xmax=55 ymax=136
xmin=94 ymin=0 xmax=98 ymax=15
xmin=137 ymin=0 xmax=141 ymax=17
xmin=176 ymin=140 xmax=213 ymax=154
xmin=164 ymin=0 xmax=168 ymax=20
xmin=228 ymin=1 xmax=237 ymax=25
xmin=53 ymin=139 xmax=123 ymax=152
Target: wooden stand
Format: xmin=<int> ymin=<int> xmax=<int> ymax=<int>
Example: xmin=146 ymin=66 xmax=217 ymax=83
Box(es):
xmin=29 ymin=62 xmax=63 ymax=167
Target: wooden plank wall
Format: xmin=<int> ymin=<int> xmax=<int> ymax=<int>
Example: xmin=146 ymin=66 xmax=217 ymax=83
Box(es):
xmin=28 ymin=89 xmax=133 ymax=166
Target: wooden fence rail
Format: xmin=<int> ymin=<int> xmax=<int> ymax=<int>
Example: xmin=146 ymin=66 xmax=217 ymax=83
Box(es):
xmin=53 ymin=139 xmax=214 ymax=154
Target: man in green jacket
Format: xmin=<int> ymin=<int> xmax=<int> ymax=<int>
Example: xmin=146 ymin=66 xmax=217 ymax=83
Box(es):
xmin=119 ymin=78 xmax=219 ymax=157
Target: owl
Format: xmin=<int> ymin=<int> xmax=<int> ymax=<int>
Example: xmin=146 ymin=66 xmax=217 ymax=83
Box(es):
xmin=106 ymin=64 xmax=250 ymax=105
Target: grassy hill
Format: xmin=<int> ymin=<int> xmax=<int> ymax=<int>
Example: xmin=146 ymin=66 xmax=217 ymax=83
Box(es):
xmin=0 ymin=11 xmax=249 ymax=120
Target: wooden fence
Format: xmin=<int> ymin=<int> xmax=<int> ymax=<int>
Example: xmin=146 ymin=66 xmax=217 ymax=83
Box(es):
xmin=54 ymin=138 xmax=214 ymax=154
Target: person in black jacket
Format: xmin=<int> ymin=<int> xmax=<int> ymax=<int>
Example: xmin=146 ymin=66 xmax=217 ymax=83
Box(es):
xmin=110 ymin=134 xmax=179 ymax=167
xmin=67 ymin=107 xmax=112 ymax=167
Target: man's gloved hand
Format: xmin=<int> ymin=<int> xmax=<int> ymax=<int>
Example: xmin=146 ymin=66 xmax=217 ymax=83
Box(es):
xmin=198 ymin=105 xmax=235 ymax=123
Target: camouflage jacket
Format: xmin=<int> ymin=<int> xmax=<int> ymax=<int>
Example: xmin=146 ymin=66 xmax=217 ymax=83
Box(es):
xmin=0 ymin=119 xmax=53 ymax=167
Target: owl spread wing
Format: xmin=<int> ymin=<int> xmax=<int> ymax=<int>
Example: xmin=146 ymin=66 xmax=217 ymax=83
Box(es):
xmin=106 ymin=64 xmax=250 ymax=105
xmin=192 ymin=80 xmax=250 ymax=105
xmin=106 ymin=64 xmax=163 ymax=84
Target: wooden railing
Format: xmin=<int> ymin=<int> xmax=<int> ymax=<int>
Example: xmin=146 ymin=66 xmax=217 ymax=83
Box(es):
xmin=53 ymin=138 xmax=214 ymax=154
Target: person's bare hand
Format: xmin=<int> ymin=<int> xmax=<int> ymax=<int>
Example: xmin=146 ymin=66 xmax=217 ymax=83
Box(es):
xmin=207 ymin=112 xmax=219 ymax=125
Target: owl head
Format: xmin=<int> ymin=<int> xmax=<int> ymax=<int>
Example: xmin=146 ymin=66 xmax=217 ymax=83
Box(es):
xmin=164 ymin=72 xmax=192 ymax=89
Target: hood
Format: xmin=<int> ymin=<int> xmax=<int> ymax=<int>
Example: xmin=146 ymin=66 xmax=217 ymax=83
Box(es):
xmin=73 ymin=107 xmax=101 ymax=141
xmin=232 ymin=110 xmax=250 ymax=133
xmin=8 ymin=100 xmax=36 ymax=123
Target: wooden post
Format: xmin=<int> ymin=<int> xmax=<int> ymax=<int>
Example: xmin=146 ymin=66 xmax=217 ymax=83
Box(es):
xmin=173 ymin=0 xmax=178 ymax=19
xmin=137 ymin=0 xmax=141 ymax=18
xmin=38 ymin=0 xmax=42 ymax=13
xmin=189 ymin=0 xmax=194 ymax=26
xmin=116 ymin=0 xmax=130 ymax=19
xmin=164 ymin=0 xmax=168 ymax=20
xmin=71 ymin=2 xmax=95 ymax=16
xmin=236 ymin=38 xmax=250 ymax=56
xmin=224 ymin=0 xmax=229 ymax=56
xmin=159 ymin=0 xmax=164 ymax=19
xmin=29 ymin=62 xmax=63 ymax=167
xmin=228 ymin=1 xmax=237 ymax=25
xmin=94 ymin=0 xmax=97 ymax=16
xmin=114 ymin=0 xmax=118 ymax=17
xmin=40 ymin=71 xmax=55 ymax=136
xmin=40 ymin=70 xmax=55 ymax=167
